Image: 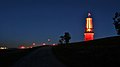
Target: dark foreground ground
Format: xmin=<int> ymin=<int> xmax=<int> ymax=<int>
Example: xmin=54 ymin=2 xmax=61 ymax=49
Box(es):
xmin=0 ymin=45 xmax=66 ymax=67
xmin=12 ymin=47 xmax=66 ymax=67
xmin=52 ymin=36 xmax=120 ymax=67
xmin=0 ymin=46 xmax=40 ymax=67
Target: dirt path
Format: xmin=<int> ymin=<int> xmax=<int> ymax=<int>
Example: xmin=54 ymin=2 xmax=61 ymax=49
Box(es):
xmin=12 ymin=47 xmax=66 ymax=67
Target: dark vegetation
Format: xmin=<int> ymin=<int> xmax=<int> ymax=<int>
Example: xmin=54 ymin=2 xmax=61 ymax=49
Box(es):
xmin=52 ymin=36 xmax=120 ymax=67
xmin=0 ymin=46 xmax=41 ymax=67
xmin=59 ymin=32 xmax=71 ymax=44
xmin=113 ymin=12 xmax=120 ymax=35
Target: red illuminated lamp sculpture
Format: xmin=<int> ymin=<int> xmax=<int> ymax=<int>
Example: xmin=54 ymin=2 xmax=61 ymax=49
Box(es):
xmin=84 ymin=13 xmax=94 ymax=41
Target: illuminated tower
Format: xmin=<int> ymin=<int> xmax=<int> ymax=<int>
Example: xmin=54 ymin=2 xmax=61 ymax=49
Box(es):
xmin=84 ymin=13 xmax=94 ymax=41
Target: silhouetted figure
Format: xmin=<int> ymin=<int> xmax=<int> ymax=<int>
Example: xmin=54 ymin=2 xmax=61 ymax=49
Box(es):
xmin=113 ymin=12 xmax=120 ymax=35
xmin=59 ymin=36 xmax=64 ymax=44
xmin=63 ymin=32 xmax=71 ymax=44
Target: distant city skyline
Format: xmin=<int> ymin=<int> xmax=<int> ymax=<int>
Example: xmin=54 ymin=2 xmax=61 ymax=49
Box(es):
xmin=0 ymin=0 xmax=119 ymax=48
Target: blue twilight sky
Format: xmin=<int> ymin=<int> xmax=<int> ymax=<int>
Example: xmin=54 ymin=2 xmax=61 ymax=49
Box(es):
xmin=0 ymin=0 xmax=119 ymax=47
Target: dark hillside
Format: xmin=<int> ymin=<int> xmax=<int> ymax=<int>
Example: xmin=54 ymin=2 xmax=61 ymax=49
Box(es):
xmin=52 ymin=36 xmax=120 ymax=67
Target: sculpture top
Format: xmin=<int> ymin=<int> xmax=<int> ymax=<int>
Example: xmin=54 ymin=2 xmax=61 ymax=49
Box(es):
xmin=88 ymin=12 xmax=91 ymax=17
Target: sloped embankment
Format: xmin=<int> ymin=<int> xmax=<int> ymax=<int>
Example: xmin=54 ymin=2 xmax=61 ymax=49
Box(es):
xmin=52 ymin=36 xmax=120 ymax=67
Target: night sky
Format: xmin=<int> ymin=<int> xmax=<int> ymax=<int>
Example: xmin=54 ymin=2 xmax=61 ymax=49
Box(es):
xmin=0 ymin=0 xmax=119 ymax=48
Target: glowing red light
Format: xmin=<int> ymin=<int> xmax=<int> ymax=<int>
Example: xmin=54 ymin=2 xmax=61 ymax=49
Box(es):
xmin=48 ymin=39 xmax=51 ymax=42
xmin=84 ymin=33 xmax=94 ymax=41
xmin=29 ymin=46 xmax=33 ymax=48
xmin=42 ymin=43 xmax=46 ymax=46
xmin=19 ymin=45 xmax=25 ymax=49
xmin=52 ymin=43 xmax=56 ymax=46
xmin=33 ymin=43 xmax=35 ymax=46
